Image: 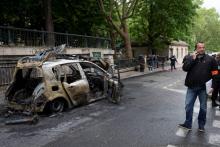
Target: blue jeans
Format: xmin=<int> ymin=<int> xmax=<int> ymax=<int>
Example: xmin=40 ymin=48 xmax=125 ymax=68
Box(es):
xmin=184 ymin=86 xmax=207 ymax=128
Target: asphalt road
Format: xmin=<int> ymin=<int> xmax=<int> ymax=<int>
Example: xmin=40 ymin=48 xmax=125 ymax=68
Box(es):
xmin=0 ymin=69 xmax=220 ymax=147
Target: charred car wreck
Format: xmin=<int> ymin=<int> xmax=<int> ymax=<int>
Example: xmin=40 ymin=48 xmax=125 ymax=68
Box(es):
xmin=5 ymin=45 xmax=121 ymax=114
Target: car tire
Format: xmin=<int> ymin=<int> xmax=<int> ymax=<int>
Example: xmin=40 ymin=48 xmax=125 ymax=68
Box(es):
xmin=49 ymin=99 xmax=65 ymax=113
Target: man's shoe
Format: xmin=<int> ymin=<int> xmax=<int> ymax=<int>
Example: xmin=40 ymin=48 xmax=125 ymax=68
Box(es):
xmin=198 ymin=126 xmax=205 ymax=132
xmin=178 ymin=124 xmax=192 ymax=131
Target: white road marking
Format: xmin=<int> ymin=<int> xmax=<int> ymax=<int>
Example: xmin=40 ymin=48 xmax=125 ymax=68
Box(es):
xmin=193 ymin=107 xmax=200 ymax=114
xmin=167 ymin=145 xmax=177 ymax=147
xmin=193 ymin=116 xmax=197 ymax=123
xmin=209 ymin=134 xmax=220 ymax=146
xmin=195 ymin=99 xmax=200 ymax=107
xmin=176 ymin=116 xmax=196 ymax=138
xmin=216 ymin=111 xmax=220 ymax=117
xmin=213 ymin=120 xmax=220 ymax=128
xmin=207 ymin=101 xmax=212 ymax=108
xmin=163 ymin=87 xmax=185 ymax=94
xmin=176 ymin=127 xmax=190 ymax=137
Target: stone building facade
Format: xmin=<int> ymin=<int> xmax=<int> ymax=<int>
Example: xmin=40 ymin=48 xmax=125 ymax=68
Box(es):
xmin=168 ymin=41 xmax=188 ymax=63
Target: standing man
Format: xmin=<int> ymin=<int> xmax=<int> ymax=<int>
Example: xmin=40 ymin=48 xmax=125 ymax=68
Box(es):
xmin=147 ymin=55 xmax=153 ymax=71
xmin=169 ymin=55 xmax=177 ymax=71
xmin=179 ymin=42 xmax=218 ymax=132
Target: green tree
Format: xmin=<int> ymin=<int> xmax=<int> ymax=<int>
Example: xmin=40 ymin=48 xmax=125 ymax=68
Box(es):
xmin=0 ymin=0 xmax=44 ymax=28
xmin=97 ymin=0 xmax=139 ymax=59
xmin=192 ymin=8 xmax=220 ymax=52
xmin=53 ymin=0 xmax=108 ymax=35
xmin=147 ymin=0 xmax=197 ymax=53
xmin=129 ymin=0 xmax=148 ymax=44
xmin=0 ymin=0 xmax=108 ymax=36
xmin=129 ymin=0 xmax=197 ymax=54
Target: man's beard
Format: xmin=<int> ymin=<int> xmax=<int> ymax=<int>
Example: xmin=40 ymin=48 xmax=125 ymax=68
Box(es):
xmin=197 ymin=50 xmax=205 ymax=54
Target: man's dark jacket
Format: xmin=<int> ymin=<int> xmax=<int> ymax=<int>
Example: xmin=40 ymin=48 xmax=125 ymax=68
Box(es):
xmin=182 ymin=54 xmax=218 ymax=88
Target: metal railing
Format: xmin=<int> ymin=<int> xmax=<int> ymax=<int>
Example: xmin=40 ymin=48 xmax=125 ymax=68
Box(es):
xmin=0 ymin=60 xmax=16 ymax=96
xmin=0 ymin=58 xmax=139 ymax=93
xmin=115 ymin=58 xmax=139 ymax=69
xmin=0 ymin=66 xmax=15 ymax=84
xmin=0 ymin=60 xmax=16 ymax=86
xmin=0 ymin=26 xmax=111 ymax=48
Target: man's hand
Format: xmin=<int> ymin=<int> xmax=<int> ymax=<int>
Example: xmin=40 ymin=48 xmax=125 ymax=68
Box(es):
xmin=192 ymin=51 xmax=198 ymax=60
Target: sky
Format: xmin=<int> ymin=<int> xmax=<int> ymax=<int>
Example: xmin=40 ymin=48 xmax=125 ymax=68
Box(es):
xmin=202 ymin=0 xmax=220 ymax=14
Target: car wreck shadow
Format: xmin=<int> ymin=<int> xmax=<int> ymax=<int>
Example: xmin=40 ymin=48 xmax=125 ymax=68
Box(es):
xmin=0 ymin=95 xmax=124 ymax=126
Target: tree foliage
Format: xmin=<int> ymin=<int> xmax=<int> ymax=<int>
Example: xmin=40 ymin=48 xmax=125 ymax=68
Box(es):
xmin=97 ymin=0 xmax=139 ymax=58
xmin=0 ymin=0 xmax=108 ymax=36
xmin=129 ymin=0 xmax=197 ymax=54
xmin=0 ymin=0 xmax=44 ymax=28
xmin=53 ymin=0 xmax=108 ymax=35
xmin=2 ymin=0 xmax=219 ymax=56
xmin=192 ymin=8 xmax=220 ymax=52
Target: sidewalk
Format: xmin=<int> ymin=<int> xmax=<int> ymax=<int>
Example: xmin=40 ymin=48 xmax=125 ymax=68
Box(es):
xmin=120 ymin=63 xmax=183 ymax=80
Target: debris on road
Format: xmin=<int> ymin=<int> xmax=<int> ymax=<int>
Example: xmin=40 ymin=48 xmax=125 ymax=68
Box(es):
xmin=5 ymin=115 xmax=39 ymax=125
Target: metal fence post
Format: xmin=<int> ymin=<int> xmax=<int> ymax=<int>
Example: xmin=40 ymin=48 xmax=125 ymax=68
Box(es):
xmin=41 ymin=28 xmax=45 ymax=46
xmin=66 ymin=31 xmax=69 ymax=47
xmin=8 ymin=27 xmax=12 ymax=45
xmin=84 ymin=35 xmax=88 ymax=47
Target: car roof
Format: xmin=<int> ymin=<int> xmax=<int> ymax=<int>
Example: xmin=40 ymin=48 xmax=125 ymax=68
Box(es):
xmin=42 ymin=59 xmax=79 ymax=67
xmin=42 ymin=59 xmax=96 ymax=68
xmin=16 ymin=58 xmax=106 ymax=73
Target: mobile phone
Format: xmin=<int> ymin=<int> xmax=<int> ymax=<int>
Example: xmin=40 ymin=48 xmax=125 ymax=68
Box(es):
xmin=193 ymin=51 xmax=199 ymax=56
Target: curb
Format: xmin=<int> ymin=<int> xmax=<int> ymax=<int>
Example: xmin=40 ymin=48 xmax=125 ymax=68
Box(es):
xmin=120 ymin=70 xmax=164 ymax=80
xmin=120 ymin=65 xmax=182 ymax=80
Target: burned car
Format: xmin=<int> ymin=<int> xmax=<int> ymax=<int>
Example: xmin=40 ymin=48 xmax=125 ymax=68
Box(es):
xmin=5 ymin=46 xmax=121 ymax=113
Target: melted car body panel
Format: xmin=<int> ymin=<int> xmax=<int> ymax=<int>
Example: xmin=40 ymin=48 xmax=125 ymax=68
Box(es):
xmin=5 ymin=54 xmax=120 ymax=113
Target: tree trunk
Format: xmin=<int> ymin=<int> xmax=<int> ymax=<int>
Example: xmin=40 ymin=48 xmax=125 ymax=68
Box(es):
xmin=110 ymin=32 xmax=118 ymax=58
xmin=109 ymin=26 xmax=117 ymax=58
xmin=97 ymin=0 xmax=136 ymax=59
xmin=44 ymin=0 xmax=54 ymax=46
xmin=122 ymin=23 xmax=133 ymax=59
xmin=123 ymin=35 xmax=132 ymax=58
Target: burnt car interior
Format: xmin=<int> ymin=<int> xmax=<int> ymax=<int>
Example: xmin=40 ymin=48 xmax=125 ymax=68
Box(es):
xmin=6 ymin=68 xmax=43 ymax=104
xmin=80 ymin=62 xmax=105 ymax=96
xmin=60 ymin=64 xmax=82 ymax=83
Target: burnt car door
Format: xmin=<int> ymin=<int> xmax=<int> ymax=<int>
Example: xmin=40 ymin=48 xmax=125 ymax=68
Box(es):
xmin=60 ymin=63 xmax=90 ymax=105
xmin=79 ymin=61 xmax=120 ymax=103
xmin=79 ymin=62 xmax=108 ymax=99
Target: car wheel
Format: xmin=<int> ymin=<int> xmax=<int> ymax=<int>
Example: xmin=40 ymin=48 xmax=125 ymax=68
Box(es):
xmin=49 ymin=99 xmax=65 ymax=113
